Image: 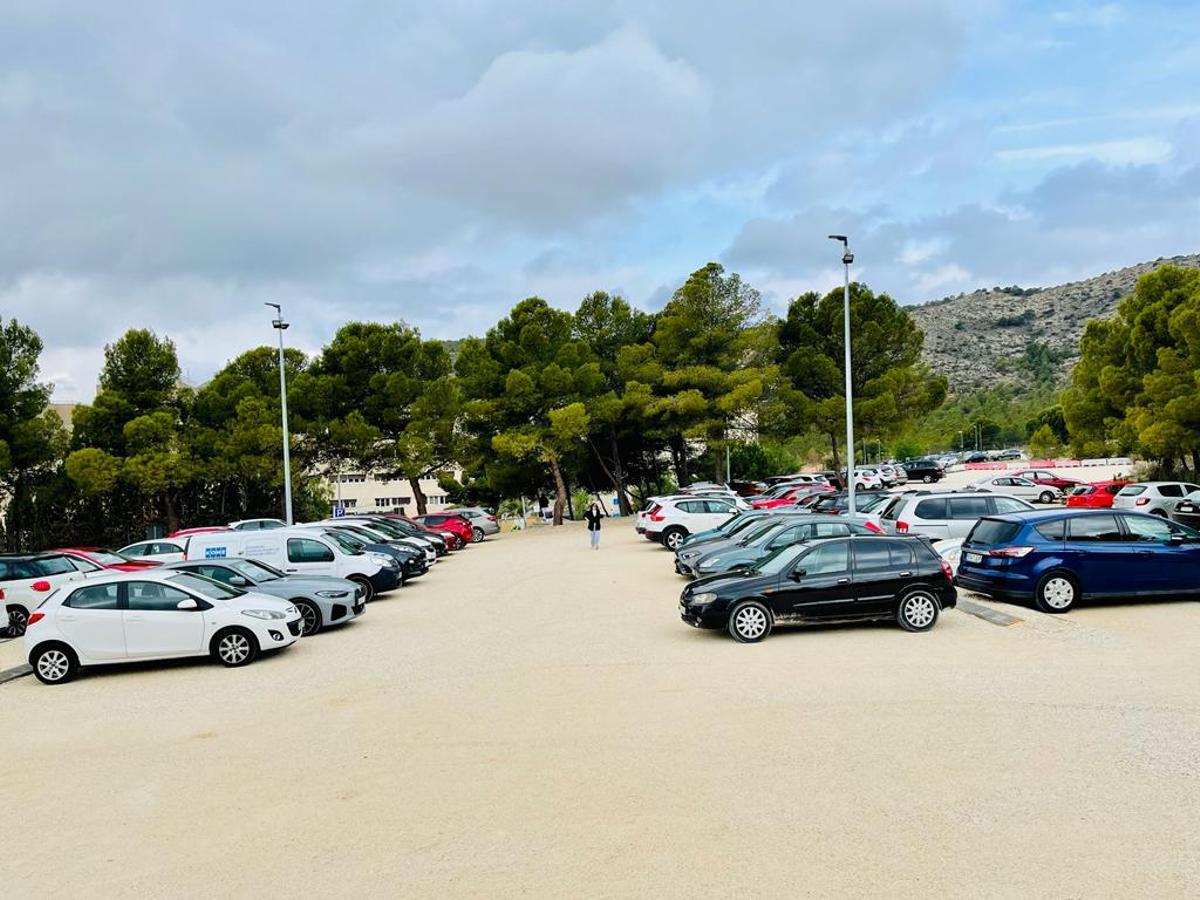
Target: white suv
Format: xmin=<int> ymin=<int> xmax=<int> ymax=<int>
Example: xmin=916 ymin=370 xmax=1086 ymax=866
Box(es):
xmin=642 ymin=497 xmax=739 ymax=550
xmin=877 ymin=492 xmax=1034 ymax=540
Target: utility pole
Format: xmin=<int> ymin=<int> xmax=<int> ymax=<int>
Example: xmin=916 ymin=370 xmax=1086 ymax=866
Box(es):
xmin=828 ymin=235 xmax=855 ymax=512
xmin=266 ymin=303 xmax=294 ymax=525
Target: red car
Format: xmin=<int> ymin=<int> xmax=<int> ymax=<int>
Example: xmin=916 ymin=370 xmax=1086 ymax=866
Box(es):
xmin=376 ymin=513 xmax=463 ymax=550
xmin=412 ymin=513 xmax=473 ymax=548
xmin=750 ymin=485 xmax=832 ymax=509
xmin=54 ymin=547 xmax=162 ymax=572
xmin=1014 ymin=469 xmax=1082 ymax=495
xmin=1065 ymin=480 xmax=1130 ymax=509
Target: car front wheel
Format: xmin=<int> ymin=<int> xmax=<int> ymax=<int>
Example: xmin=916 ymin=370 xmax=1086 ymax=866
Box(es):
xmin=292 ymin=599 xmax=322 ymax=636
xmin=1038 ymin=490 xmax=1056 ymax=504
xmin=1035 ymin=572 xmax=1077 ymax=613
xmin=350 ymin=575 xmax=376 ymax=602
xmin=211 ymin=628 xmax=260 ymax=667
xmin=897 ymin=589 xmax=939 ymax=632
xmin=31 ymin=643 xmax=78 ymax=685
xmin=728 ymin=600 xmax=772 ymax=643
xmin=662 ymin=527 xmax=687 ymax=551
xmin=922 ymin=474 xmax=933 ymax=484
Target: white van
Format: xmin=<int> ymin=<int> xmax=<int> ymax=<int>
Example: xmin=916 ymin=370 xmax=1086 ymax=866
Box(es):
xmin=183 ymin=528 xmax=402 ymax=602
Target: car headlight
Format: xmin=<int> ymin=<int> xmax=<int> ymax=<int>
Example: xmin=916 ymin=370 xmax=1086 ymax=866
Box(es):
xmin=699 ymin=557 xmax=720 ymax=568
xmin=242 ymin=609 xmax=287 ymax=620
xmin=369 ymin=552 xmax=398 ymax=568
xmin=690 ymin=592 xmax=718 ymax=606
xmin=316 ymin=590 xmax=350 ymax=599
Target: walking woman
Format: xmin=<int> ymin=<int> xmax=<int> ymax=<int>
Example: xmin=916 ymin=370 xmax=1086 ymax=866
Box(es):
xmin=584 ymin=501 xmax=605 ymax=550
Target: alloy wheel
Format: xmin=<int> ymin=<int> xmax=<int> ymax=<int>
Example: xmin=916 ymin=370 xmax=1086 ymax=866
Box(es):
xmin=7 ymin=607 xmax=28 ymax=637
xmin=36 ymin=649 xmax=71 ymax=682
xmin=665 ymin=531 xmax=685 ymax=550
xmin=902 ymin=593 xmax=937 ymax=629
xmin=733 ymin=605 xmax=768 ymax=640
xmin=473 ymin=527 xmax=484 ymax=543
xmin=298 ymin=603 xmax=320 ymax=636
xmin=218 ymin=633 xmax=251 ymax=664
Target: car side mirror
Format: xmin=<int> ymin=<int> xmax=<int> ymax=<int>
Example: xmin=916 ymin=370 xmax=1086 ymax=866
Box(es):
xmin=175 ymin=598 xmax=199 ymax=611
xmin=228 ymin=575 xmax=249 ymax=587
xmin=789 ymin=568 xmax=806 ymax=581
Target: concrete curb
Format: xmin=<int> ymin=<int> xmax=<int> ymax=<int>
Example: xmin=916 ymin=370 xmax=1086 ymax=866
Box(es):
xmin=0 ymin=663 xmax=32 ymax=685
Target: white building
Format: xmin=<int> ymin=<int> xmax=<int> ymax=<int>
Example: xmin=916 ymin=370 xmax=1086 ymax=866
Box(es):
xmin=325 ymin=470 xmax=458 ymax=517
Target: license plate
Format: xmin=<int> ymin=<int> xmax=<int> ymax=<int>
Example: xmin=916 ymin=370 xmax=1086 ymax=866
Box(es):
xmin=964 ymin=552 xmax=983 ymax=564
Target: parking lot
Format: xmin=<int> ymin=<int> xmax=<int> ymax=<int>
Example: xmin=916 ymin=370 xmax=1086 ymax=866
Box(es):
xmin=2 ymin=520 xmax=1199 ymax=897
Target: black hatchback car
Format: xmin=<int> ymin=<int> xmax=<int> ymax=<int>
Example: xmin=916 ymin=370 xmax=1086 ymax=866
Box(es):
xmin=679 ymin=535 xmax=956 ymax=642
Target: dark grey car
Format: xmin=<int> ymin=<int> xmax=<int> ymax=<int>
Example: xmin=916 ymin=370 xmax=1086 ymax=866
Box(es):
xmin=166 ymin=558 xmax=365 ymax=636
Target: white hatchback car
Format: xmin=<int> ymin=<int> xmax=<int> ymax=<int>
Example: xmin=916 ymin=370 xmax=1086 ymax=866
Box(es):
xmin=1112 ymin=481 xmax=1200 ymax=517
xmin=1 ymin=552 xmax=94 ymax=635
xmin=967 ymin=475 xmax=1045 ymax=502
xmin=24 ymin=570 xmax=303 ymax=684
xmin=116 ymin=539 xmax=186 ymax=563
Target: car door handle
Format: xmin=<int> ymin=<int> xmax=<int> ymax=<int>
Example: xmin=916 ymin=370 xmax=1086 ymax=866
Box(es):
xmin=837 ymin=577 xmax=850 ymax=584
xmin=126 ymin=615 xmax=144 ymax=622
xmin=899 ymin=571 xmax=912 ymax=577
xmin=59 ymin=614 xmax=77 ymax=622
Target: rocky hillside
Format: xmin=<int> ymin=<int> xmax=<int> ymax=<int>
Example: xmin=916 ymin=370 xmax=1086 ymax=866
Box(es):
xmin=910 ymin=254 xmax=1200 ymax=392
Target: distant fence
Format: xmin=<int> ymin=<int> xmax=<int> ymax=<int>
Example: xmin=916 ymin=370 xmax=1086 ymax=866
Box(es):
xmin=959 ymin=457 xmax=1133 ymax=472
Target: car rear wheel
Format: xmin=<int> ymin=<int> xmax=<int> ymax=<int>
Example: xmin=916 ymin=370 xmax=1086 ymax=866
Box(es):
xmin=349 ymin=575 xmax=376 ymax=602
xmin=7 ymin=605 xmax=29 ymax=637
xmin=211 ymin=628 xmax=260 ymax=667
xmin=472 ymin=526 xmax=485 ymax=543
xmin=662 ymin=527 xmax=687 ymax=551
xmin=31 ymin=643 xmax=78 ymax=685
xmin=897 ymin=589 xmax=939 ymax=632
xmin=1150 ymin=508 xmax=1167 ymax=518
xmin=1035 ymin=572 xmax=1077 ymax=613
xmin=292 ymin=599 xmax=322 ymax=636
xmin=1038 ymin=490 xmax=1056 ymax=504
xmin=728 ymin=600 xmax=772 ymax=643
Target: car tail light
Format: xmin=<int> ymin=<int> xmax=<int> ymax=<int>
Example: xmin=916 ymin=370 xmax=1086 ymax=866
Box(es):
xmin=989 ymin=546 xmax=1034 ymax=558
xmin=896 ymin=521 xmax=909 ymax=533
xmin=0 ymin=587 xmax=4 ymax=600
xmin=865 ymin=520 xmax=883 ymax=533
xmin=31 ymin=580 xmax=52 ymax=592
xmin=1136 ymin=497 xmax=1149 ymax=506
xmin=487 ymin=515 xmax=496 ymax=522
xmin=649 ymin=512 xmax=665 ymax=522
xmin=26 ymin=611 xmax=45 ymax=626
xmin=939 ymin=560 xmax=953 ymax=581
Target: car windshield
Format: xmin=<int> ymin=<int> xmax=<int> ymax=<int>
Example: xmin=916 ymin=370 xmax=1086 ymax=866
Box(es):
xmin=860 ymin=493 xmax=890 ymax=512
xmin=738 ymin=522 xmax=780 ymax=546
xmin=1071 ymin=486 xmax=1094 ymax=495
xmin=228 ymin=559 xmax=281 ymax=582
xmin=324 ymin=531 xmax=365 ymax=555
xmin=1118 ymin=485 xmax=1146 ymax=495
xmin=968 ymin=518 xmax=1023 ymax=546
xmin=168 ymin=572 xmax=243 ymax=599
xmin=87 ymin=550 xmax=129 ymax=566
xmin=370 ymin=519 xmax=413 ymax=537
xmin=751 ymin=543 xmax=808 ymax=575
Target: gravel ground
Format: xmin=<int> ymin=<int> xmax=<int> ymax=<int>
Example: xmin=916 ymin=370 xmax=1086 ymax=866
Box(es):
xmin=2 ymin=520 xmax=1198 ymax=898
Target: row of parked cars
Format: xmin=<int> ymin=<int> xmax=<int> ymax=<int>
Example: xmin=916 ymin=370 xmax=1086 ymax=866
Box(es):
xmin=644 ymin=473 xmax=1200 ymax=642
xmin=1 ymin=508 xmax=499 ymax=685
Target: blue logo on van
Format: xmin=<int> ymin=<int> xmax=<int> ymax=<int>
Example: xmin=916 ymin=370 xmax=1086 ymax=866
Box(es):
xmin=204 ymin=546 xmax=228 ymax=559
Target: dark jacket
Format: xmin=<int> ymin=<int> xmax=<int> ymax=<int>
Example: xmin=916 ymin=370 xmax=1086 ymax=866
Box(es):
xmin=584 ymin=508 xmax=604 ymax=531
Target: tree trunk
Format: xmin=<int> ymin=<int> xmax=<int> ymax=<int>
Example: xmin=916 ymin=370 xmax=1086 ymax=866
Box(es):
xmin=409 ymin=476 xmax=428 ymax=515
xmin=548 ymin=457 xmax=567 ymax=525
xmin=610 ymin=429 xmax=632 ymax=516
xmin=669 ymin=434 xmax=690 ymax=486
xmin=1191 ymin=449 xmax=1200 ymax=477
xmin=164 ymin=492 xmax=180 ymax=535
xmin=714 ymin=437 xmax=723 ymax=484
xmin=828 ymin=432 xmax=841 ymax=478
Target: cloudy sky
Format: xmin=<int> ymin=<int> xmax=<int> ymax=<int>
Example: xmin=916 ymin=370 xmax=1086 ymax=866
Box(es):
xmin=3 ymin=1 xmax=1198 ymax=400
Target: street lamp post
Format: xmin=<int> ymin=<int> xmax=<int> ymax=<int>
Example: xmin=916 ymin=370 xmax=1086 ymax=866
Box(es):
xmin=266 ymin=303 xmax=294 ymax=525
xmin=828 ymin=235 xmax=855 ymax=512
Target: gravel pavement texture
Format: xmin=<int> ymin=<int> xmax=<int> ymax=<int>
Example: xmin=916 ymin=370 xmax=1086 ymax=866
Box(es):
xmin=2 ymin=516 xmax=1198 ymax=898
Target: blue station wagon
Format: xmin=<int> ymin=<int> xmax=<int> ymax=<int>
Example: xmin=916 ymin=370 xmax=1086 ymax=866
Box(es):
xmin=955 ymin=509 xmax=1200 ymax=613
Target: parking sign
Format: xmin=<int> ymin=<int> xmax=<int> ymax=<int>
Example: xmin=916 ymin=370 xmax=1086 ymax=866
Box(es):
xmin=332 ymin=504 xmax=346 ymax=518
